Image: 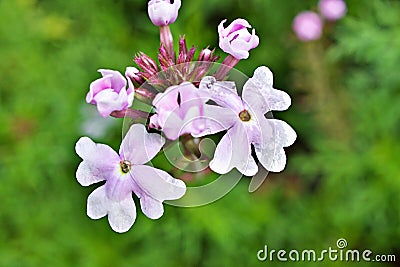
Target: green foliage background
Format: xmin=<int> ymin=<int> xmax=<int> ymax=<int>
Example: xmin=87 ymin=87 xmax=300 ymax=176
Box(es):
xmin=0 ymin=0 xmax=399 ymax=266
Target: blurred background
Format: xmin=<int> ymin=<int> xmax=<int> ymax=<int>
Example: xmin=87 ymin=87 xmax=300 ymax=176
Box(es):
xmin=0 ymin=0 xmax=399 ymax=266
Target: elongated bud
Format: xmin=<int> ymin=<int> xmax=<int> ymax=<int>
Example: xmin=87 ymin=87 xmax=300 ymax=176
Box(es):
xmin=177 ymin=36 xmax=195 ymax=64
xmin=148 ymin=0 xmax=181 ymax=26
xmin=134 ymin=52 xmax=159 ymax=76
xmin=198 ymin=48 xmax=212 ymax=61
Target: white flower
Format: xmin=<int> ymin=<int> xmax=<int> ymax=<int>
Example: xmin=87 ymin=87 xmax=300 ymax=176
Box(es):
xmin=198 ymin=66 xmax=296 ymax=175
xmin=75 ymin=124 xmax=186 ymax=233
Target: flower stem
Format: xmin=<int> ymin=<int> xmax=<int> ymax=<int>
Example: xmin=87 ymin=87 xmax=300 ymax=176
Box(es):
xmin=214 ymin=55 xmax=240 ymax=80
xmin=159 ymin=25 xmax=175 ymax=62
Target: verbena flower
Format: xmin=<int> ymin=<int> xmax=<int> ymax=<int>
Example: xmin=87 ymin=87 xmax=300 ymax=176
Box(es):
xmin=292 ymin=11 xmax=323 ymax=42
xmin=86 ymin=69 xmax=134 ymax=117
xmin=218 ymin=18 xmax=260 ymax=60
xmin=148 ymin=0 xmax=181 ymax=26
xmin=318 ymin=0 xmax=347 ymax=21
xmin=75 ymin=124 xmax=186 ymax=233
xmin=198 ymin=66 xmax=296 ymax=175
xmin=150 ymin=82 xmax=209 ymax=140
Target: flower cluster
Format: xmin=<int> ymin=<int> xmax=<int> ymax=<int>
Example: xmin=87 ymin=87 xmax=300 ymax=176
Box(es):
xmin=76 ymin=0 xmax=296 ymax=232
xmin=292 ymin=0 xmax=347 ymax=41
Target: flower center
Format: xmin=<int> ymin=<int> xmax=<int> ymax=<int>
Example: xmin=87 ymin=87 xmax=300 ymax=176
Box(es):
xmin=239 ymin=110 xmax=251 ymax=122
xmin=120 ymin=160 xmax=132 ymax=173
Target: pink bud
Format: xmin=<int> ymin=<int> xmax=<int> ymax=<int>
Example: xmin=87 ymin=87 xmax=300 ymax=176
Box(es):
xmin=292 ymin=11 xmax=323 ymax=42
xmin=318 ymin=0 xmax=347 ymax=21
xmin=86 ymin=69 xmax=134 ymax=117
xmin=148 ymin=0 xmax=181 ymax=26
xmin=198 ymin=48 xmax=212 ymax=61
xmin=218 ymin=18 xmax=259 ymax=60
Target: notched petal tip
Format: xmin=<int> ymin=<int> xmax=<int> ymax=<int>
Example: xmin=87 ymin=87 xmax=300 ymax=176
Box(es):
xmin=254 ymin=66 xmax=273 ymax=86
xmin=278 ymin=120 xmax=297 ymax=147
xmin=87 ymin=185 xmax=137 ymax=233
xmin=75 ymin=137 xmax=95 ymax=159
xmin=76 ymin=161 xmax=106 ymax=186
xmin=108 ymin=196 xmax=137 ymax=233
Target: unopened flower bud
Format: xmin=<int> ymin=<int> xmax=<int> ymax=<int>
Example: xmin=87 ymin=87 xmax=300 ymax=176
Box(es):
xmin=87 ymin=69 xmax=134 ymax=117
xmin=218 ymin=18 xmax=259 ymax=60
xmin=198 ymin=48 xmax=212 ymax=61
xmin=148 ymin=0 xmax=181 ymax=26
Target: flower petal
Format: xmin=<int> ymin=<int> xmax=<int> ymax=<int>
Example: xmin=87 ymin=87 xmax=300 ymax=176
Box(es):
xmin=153 ymin=82 xmax=208 ymax=140
xmin=193 ymin=104 xmax=237 ymax=137
xmin=199 ymin=76 xmax=237 ymax=95
xmin=209 ymin=123 xmax=255 ymax=175
xmin=87 ymin=185 xmax=136 ymax=233
xmin=120 ymin=124 xmax=165 ymax=165
xmin=131 ymin=165 xmax=186 ymax=201
xmin=159 ymin=111 xmax=184 ymax=140
xmin=107 ymin=194 xmax=136 ymax=233
xmin=86 ymin=76 xmax=111 ymax=104
xmin=76 ymin=136 xmax=120 ymax=164
xmin=75 ymin=137 xmax=120 ymax=183
xmin=87 ymin=185 xmax=108 ymax=220
xmin=178 ymin=82 xmax=206 ymax=118
xmin=254 ymin=119 xmax=296 ymax=172
xmin=149 ymin=114 xmax=161 ymax=129
xmin=256 ymin=146 xmax=287 ymax=173
xmin=94 ymin=89 xmax=128 ymax=118
xmin=126 ymin=77 xmax=135 ymax=107
xmin=267 ymin=119 xmax=297 ymax=148
xmin=236 ymin=153 xmax=258 ymax=177
xmin=181 ymin=105 xmax=205 ymax=136
xmin=98 ymin=69 xmax=127 ymax=94
xmin=105 ymin=171 xmax=135 ymax=202
xmin=153 ymin=85 xmax=179 ymax=113
xmin=243 ymin=66 xmax=291 ymax=113
xmin=139 ymin=195 xmax=164 ymax=220
xmin=199 ymin=76 xmax=243 ymax=113
xmin=76 ymin=161 xmax=106 ymax=186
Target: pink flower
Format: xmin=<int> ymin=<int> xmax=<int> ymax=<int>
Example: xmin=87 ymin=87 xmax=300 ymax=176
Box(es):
xmin=318 ymin=0 xmax=347 ymax=21
xmin=150 ymin=82 xmax=209 ymax=140
xmin=75 ymin=124 xmax=186 ymax=233
xmin=292 ymin=11 xmax=323 ymax=42
xmin=148 ymin=0 xmax=181 ymax=26
xmin=198 ymin=67 xmax=296 ymax=175
xmin=218 ymin=18 xmax=260 ymax=60
xmin=86 ymin=69 xmax=134 ymax=117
